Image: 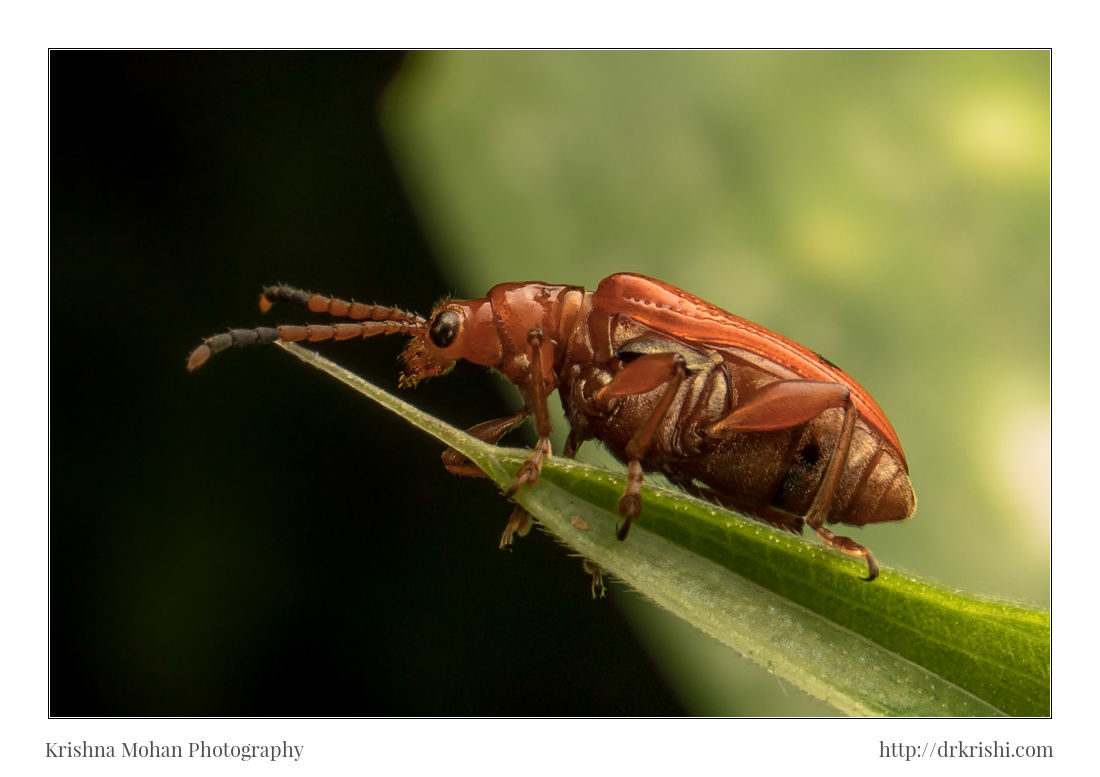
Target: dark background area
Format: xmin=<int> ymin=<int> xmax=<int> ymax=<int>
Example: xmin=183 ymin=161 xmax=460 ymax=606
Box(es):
xmin=50 ymin=51 xmax=684 ymax=715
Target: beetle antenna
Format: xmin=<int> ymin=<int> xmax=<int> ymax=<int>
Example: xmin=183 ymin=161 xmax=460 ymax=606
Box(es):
xmin=187 ymin=320 xmax=426 ymax=371
xmin=259 ymin=285 xmax=425 ymax=326
xmin=187 ymin=285 xmax=430 ymax=370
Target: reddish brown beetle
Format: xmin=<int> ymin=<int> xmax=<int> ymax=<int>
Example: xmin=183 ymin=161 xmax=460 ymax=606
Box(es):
xmin=189 ymin=273 xmax=914 ymax=581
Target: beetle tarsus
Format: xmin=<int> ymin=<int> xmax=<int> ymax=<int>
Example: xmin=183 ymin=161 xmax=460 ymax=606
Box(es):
xmin=861 ymin=551 xmax=880 ymax=583
xmin=814 ymin=524 xmax=879 ymax=582
xmin=616 ymin=460 xmax=644 ymax=539
xmin=504 ymin=437 xmax=551 ymax=498
xmin=499 ymin=505 xmax=532 ymax=549
xmin=582 ymin=560 xmax=606 ymax=598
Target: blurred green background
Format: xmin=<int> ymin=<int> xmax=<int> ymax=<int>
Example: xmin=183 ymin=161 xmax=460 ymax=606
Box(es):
xmin=51 ymin=51 xmax=1048 ymax=717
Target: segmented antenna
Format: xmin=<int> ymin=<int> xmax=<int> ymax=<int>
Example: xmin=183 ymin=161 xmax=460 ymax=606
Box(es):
xmin=187 ymin=285 xmax=427 ymax=371
xmin=259 ymin=285 xmax=425 ymax=325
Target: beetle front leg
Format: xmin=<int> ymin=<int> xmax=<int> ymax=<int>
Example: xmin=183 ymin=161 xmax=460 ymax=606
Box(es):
xmin=433 ymin=408 xmax=539 ymax=549
xmin=441 ymin=409 xmax=532 ymax=478
xmin=505 ymin=329 xmax=554 ymax=498
xmin=436 ymin=410 xmax=538 ymax=549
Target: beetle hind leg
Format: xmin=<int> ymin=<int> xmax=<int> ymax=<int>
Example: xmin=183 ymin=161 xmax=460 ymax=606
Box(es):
xmin=813 ymin=525 xmax=879 ymax=581
xmin=801 ymin=396 xmax=879 ymax=581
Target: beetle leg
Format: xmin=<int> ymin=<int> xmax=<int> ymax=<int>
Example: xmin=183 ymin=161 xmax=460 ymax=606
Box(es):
xmin=608 ymin=353 xmax=688 ymax=539
xmin=499 ymin=504 xmax=533 ymax=549
xmin=504 ymin=436 xmax=551 ymax=498
xmin=505 ymin=329 xmax=554 ymax=497
xmin=594 ymin=352 xmax=690 ymax=405
xmin=800 ymin=396 xmax=880 ymax=581
xmin=562 ymin=429 xmax=587 ymax=459
xmin=668 ymin=472 xmax=808 ymax=535
xmin=814 ymin=525 xmax=880 ymax=582
xmin=617 ymin=461 xmax=646 ymax=537
xmin=705 ymin=380 xmax=850 ymax=435
xmin=707 ymin=383 xmax=878 ymax=580
xmin=582 ymin=559 xmax=606 ymax=599
xmin=441 ymin=409 xmax=532 ymax=478
xmin=433 ymin=410 xmax=540 ymax=549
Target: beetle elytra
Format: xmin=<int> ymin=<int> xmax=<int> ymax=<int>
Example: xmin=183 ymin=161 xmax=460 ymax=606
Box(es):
xmin=189 ymin=273 xmax=915 ymax=581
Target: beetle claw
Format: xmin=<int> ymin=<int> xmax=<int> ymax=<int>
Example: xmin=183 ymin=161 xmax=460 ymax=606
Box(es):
xmin=860 ymin=551 xmax=880 ymax=582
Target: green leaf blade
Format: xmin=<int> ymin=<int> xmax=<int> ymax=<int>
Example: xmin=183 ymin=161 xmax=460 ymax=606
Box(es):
xmin=277 ymin=341 xmax=1049 ymax=717
xmin=536 ymin=458 xmax=1049 ymax=716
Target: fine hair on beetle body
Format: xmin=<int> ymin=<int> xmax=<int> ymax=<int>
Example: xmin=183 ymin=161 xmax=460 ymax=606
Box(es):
xmin=189 ymin=273 xmax=915 ymax=582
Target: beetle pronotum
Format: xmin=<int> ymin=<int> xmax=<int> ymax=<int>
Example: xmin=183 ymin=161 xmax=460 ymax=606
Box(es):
xmin=189 ymin=273 xmax=915 ymax=581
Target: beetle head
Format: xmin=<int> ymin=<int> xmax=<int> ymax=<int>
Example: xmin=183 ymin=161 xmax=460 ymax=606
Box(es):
xmin=400 ymin=298 xmax=502 ymax=387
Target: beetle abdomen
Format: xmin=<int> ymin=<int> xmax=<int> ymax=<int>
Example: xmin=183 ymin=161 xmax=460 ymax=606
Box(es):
xmin=564 ymin=354 xmax=915 ymax=532
xmin=674 ymin=407 xmax=915 ymax=529
xmin=829 ymin=424 xmax=915 ymax=526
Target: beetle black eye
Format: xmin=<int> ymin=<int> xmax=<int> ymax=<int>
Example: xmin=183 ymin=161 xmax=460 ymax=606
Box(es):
xmin=429 ymin=310 xmax=460 ymax=349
